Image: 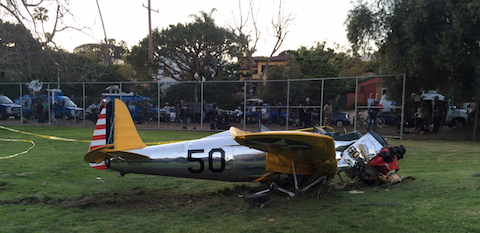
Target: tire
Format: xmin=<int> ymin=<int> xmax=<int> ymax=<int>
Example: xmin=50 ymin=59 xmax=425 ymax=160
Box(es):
xmin=185 ymin=116 xmax=192 ymax=124
xmin=0 ymin=111 xmax=7 ymax=120
xmin=452 ymin=118 xmax=465 ymax=129
xmin=62 ymin=113 xmax=69 ymax=121
xmin=377 ymin=117 xmax=385 ymax=128
xmin=336 ymin=120 xmax=343 ymax=127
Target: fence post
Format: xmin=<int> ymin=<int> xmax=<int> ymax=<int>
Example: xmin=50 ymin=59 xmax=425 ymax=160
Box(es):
xmin=354 ymin=77 xmax=359 ymax=132
xmin=19 ymin=83 xmax=23 ymax=126
xmin=243 ymin=81 xmax=247 ymax=131
xmin=83 ymin=82 xmax=86 ymax=127
xmin=286 ymin=79 xmax=290 ymax=130
xmin=200 ymin=79 xmax=204 ymax=131
xmin=157 ymin=81 xmax=160 ymax=129
xmin=47 ymin=83 xmax=50 ymax=127
xmin=320 ymin=79 xmax=324 ymax=126
xmin=400 ymin=73 xmax=406 ymax=140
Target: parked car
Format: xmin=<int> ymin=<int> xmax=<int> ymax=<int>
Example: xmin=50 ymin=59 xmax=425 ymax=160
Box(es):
xmin=157 ymin=106 xmax=176 ymax=122
xmin=331 ymin=111 xmax=350 ymax=127
xmin=413 ymin=91 xmax=467 ymax=128
xmin=0 ymin=94 xmax=21 ymax=120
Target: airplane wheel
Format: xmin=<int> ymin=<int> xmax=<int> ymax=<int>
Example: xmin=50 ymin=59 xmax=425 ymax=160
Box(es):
xmin=186 ymin=116 xmax=192 ymax=124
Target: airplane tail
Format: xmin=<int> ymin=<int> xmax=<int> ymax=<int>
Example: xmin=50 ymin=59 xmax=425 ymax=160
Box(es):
xmin=86 ymin=99 xmax=147 ymax=169
xmin=88 ymin=103 xmax=108 ymax=170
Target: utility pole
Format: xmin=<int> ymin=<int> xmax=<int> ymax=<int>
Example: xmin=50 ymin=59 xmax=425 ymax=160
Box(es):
xmin=96 ymin=0 xmax=111 ymax=67
xmin=143 ymin=0 xmax=159 ymax=78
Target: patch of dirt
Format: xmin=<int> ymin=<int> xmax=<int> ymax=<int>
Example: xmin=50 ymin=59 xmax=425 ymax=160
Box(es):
xmin=0 ymin=184 xmax=261 ymax=209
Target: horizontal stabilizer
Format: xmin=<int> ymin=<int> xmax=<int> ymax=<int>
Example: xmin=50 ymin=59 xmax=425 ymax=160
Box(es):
xmin=85 ymin=144 xmax=113 ymax=163
xmin=108 ymin=151 xmax=151 ymax=161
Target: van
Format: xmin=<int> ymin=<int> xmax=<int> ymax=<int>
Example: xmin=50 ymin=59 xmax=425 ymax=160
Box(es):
xmin=101 ymin=92 xmax=155 ymax=123
xmin=0 ymin=94 xmax=21 ymax=120
xmin=20 ymin=90 xmax=83 ymax=120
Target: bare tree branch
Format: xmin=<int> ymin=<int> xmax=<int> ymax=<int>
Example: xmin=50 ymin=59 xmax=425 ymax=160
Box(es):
xmin=258 ymin=0 xmax=295 ymax=80
xmin=227 ymin=0 xmax=261 ymax=97
xmin=1 ymin=0 xmax=81 ymax=49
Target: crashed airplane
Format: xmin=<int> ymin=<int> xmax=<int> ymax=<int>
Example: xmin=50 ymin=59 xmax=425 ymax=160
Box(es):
xmin=85 ymin=99 xmax=406 ymax=197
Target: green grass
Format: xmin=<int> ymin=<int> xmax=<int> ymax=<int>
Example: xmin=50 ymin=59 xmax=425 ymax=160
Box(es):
xmin=1 ymin=126 xmax=480 ymax=232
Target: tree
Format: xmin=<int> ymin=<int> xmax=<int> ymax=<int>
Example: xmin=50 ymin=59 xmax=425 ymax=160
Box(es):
xmin=257 ymin=0 xmax=295 ymax=81
xmin=1 ymin=0 xmax=84 ymax=48
xmin=161 ymin=63 xmax=243 ymax=110
xmin=0 ymin=19 xmax=43 ymax=80
xmin=1 ymin=2 xmax=121 ymax=84
xmin=74 ymin=39 xmax=128 ymax=65
xmin=346 ymin=0 xmax=480 ymax=102
xmin=228 ymin=0 xmax=261 ymax=95
xmin=259 ymin=43 xmax=350 ymax=104
xmin=228 ymin=0 xmax=295 ymax=98
xmin=1 ymin=19 xmax=128 ymax=86
xmin=128 ymin=9 xmax=240 ymax=81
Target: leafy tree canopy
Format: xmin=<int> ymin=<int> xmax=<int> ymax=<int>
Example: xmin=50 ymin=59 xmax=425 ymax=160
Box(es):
xmin=162 ymin=63 xmax=243 ymax=110
xmin=74 ymin=39 xmax=128 ymax=65
xmin=346 ymin=0 xmax=480 ymax=102
xmin=127 ymin=9 xmax=241 ymax=81
xmin=260 ymin=43 xmax=352 ymax=105
xmin=1 ymin=20 xmax=128 ymax=84
xmin=1 ymin=19 xmax=43 ymax=80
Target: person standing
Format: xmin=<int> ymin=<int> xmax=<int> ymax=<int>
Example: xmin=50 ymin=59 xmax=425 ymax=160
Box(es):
xmin=142 ymin=100 xmax=150 ymax=124
xmin=23 ymin=99 xmax=30 ymax=121
xmin=179 ymin=100 xmax=186 ymax=128
xmin=164 ymin=103 xmax=170 ymax=123
xmin=416 ymin=102 xmax=429 ymax=133
xmin=88 ymin=101 xmax=100 ymax=123
xmin=432 ymin=96 xmax=445 ymax=133
xmin=467 ymin=97 xmax=476 ymax=125
xmin=37 ymin=99 xmax=45 ymax=123
xmin=43 ymin=100 xmax=49 ymax=123
xmin=175 ymin=103 xmax=181 ymax=123
xmin=366 ymin=100 xmax=379 ymax=131
xmin=214 ymin=111 xmax=225 ymax=129
xmin=261 ymin=105 xmax=268 ymax=124
xmin=323 ymin=100 xmax=333 ymax=126
xmin=305 ymin=98 xmax=313 ymax=127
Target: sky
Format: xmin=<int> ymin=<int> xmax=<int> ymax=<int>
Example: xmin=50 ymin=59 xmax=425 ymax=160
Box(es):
xmin=55 ymin=0 xmax=354 ymax=57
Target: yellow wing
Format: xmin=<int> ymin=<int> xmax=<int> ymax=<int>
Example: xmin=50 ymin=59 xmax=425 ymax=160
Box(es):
xmin=230 ymin=127 xmax=337 ymax=177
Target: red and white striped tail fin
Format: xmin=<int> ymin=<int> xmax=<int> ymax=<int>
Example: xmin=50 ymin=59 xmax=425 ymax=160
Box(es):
xmin=89 ymin=106 xmax=108 ymax=170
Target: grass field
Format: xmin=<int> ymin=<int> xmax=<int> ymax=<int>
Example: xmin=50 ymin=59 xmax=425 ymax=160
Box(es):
xmin=1 ymin=126 xmax=479 ymax=233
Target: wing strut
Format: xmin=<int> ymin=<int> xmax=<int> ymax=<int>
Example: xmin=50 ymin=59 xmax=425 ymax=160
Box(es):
xmin=292 ymin=160 xmax=299 ymax=193
xmin=253 ymin=183 xmax=295 ymax=197
xmin=251 ymin=163 xmax=329 ymax=198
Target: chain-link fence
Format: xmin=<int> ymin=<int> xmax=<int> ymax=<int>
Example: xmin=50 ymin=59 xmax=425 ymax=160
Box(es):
xmin=5 ymin=74 xmax=478 ymax=140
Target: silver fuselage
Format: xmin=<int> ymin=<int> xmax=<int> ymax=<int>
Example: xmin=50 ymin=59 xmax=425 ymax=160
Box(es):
xmin=108 ymin=130 xmax=387 ymax=182
xmin=109 ymin=131 xmax=268 ymax=182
